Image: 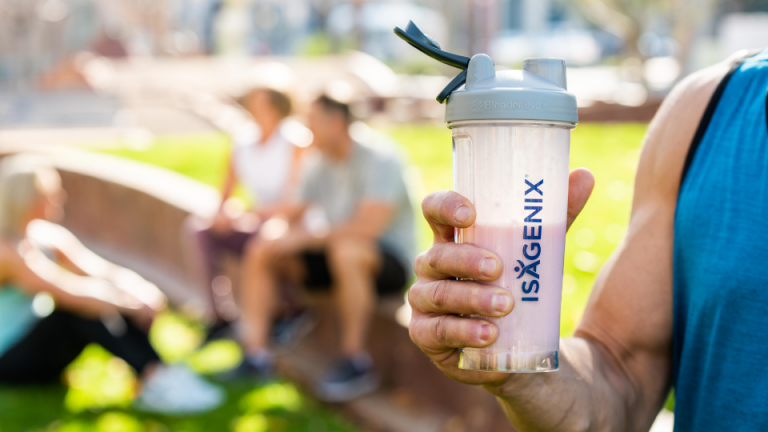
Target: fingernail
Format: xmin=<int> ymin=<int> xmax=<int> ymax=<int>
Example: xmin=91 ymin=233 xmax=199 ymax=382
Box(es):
xmin=479 ymin=258 xmax=497 ymax=277
xmin=478 ymin=323 xmax=493 ymax=342
xmin=492 ymin=294 xmax=511 ymax=314
xmin=453 ymin=205 xmax=471 ymax=223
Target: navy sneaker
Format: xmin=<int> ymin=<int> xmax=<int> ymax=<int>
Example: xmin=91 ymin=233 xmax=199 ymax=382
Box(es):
xmin=315 ymin=356 xmax=379 ymax=402
xmin=205 ymin=321 xmax=236 ymax=343
xmin=270 ymin=311 xmax=316 ymax=349
xmin=219 ymin=351 xmax=275 ymax=381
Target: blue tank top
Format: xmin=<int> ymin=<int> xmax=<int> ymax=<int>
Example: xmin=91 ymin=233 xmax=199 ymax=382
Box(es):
xmin=674 ymin=49 xmax=768 ymax=431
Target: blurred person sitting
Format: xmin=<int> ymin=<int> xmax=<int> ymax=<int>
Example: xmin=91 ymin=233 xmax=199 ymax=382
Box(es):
xmin=0 ymin=154 xmax=223 ymax=414
xmin=184 ymin=87 xmax=309 ymax=331
xmin=237 ymin=95 xmax=416 ymax=402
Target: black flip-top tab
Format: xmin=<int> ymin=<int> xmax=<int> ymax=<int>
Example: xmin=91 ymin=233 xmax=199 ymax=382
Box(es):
xmin=394 ymin=21 xmax=470 ymax=103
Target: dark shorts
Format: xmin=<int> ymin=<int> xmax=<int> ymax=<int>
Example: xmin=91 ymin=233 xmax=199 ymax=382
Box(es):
xmin=302 ymin=247 xmax=408 ymax=296
xmin=0 ymin=310 xmax=159 ymax=384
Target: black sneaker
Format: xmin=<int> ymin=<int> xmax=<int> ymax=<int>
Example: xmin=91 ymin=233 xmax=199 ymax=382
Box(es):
xmin=219 ymin=352 xmax=275 ymax=381
xmin=205 ymin=321 xmax=236 ymax=343
xmin=315 ymin=356 xmax=380 ymax=402
xmin=270 ymin=311 xmax=316 ymax=349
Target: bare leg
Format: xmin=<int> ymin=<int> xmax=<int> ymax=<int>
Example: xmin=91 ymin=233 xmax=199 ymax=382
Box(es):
xmin=181 ymin=215 xmax=217 ymax=323
xmin=326 ymin=237 xmax=381 ymax=357
xmin=239 ymin=238 xmax=281 ymax=353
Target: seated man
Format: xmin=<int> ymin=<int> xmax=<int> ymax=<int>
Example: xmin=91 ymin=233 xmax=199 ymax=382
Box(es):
xmin=238 ymin=95 xmax=416 ymax=401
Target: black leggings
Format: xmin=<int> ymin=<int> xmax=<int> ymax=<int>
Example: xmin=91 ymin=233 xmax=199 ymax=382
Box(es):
xmin=0 ymin=310 xmax=160 ymax=384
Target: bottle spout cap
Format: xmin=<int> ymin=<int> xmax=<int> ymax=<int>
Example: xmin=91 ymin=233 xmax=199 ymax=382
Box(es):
xmin=394 ymin=21 xmax=470 ymax=103
xmin=394 ymin=20 xmax=577 ymax=124
xmin=523 ymin=58 xmax=568 ymax=90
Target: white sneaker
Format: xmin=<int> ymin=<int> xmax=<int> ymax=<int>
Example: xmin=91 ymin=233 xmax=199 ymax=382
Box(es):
xmin=135 ymin=364 xmax=225 ymax=415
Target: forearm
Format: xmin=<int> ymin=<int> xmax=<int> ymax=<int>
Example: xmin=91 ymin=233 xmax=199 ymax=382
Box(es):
xmin=20 ymin=251 xmax=145 ymax=317
xmin=331 ymin=217 xmax=387 ymax=240
xmin=57 ymin=249 xmax=165 ymax=309
xmin=488 ymin=337 xmax=633 ymax=432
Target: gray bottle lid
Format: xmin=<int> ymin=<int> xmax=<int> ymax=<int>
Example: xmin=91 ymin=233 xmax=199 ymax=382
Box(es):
xmin=446 ymin=55 xmax=578 ymax=124
xmin=394 ymin=22 xmax=578 ymax=124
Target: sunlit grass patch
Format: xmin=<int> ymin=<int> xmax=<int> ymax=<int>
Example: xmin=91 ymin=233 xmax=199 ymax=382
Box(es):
xmin=239 ymin=382 xmax=302 ymax=413
xmin=187 ymin=340 xmax=242 ymax=375
xmin=64 ymin=345 xmax=135 ymax=413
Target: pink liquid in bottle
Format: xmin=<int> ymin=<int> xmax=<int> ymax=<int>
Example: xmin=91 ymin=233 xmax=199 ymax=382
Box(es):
xmin=458 ymin=222 xmax=566 ymax=372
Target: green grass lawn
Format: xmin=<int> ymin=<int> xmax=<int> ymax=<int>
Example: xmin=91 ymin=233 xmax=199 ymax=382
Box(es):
xmin=0 ymin=122 xmax=653 ymax=431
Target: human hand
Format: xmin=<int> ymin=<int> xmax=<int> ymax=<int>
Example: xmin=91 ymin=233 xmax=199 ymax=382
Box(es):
xmin=210 ymin=208 xmax=233 ymax=235
xmin=408 ymin=168 xmax=594 ymax=387
xmin=125 ymin=303 xmax=158 ymax=332
xmin=112 ymin=269 xmax=167 ymax=312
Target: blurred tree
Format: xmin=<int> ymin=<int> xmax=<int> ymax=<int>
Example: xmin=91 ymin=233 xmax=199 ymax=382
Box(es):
xmin=575 ymin=0 xmax=716 ymax=70
xmin=573 ymin=0 xmax=651 ymax=58
xmin=671 ymin=0 xmax=717 ymax=73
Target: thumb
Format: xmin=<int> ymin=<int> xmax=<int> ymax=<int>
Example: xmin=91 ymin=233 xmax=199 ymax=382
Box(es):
xmin=566 ymin=168 xmax=595 ymax=231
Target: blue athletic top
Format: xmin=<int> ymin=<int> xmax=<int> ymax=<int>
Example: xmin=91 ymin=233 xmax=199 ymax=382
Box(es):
xmin=674 ymin=49 xmax=768 ymax=431
xmin=0 ymin=286 xmax=38 ymax=357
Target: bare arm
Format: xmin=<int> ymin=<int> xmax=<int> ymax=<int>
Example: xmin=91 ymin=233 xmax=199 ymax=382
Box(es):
xmin=220 ymin=158 xmax=237 ymax=207
xmin=257 ymin=145 xmax=309 ymax=220
xmin=408 ymin=60 xmax=731 ymax=432
xmin=332 ymin=200 xmax=395 ymax=240
xmin=28 ymin=220 xmax=166 ymax=311
xmin=0 ymin=242 xmax=147 ymax=320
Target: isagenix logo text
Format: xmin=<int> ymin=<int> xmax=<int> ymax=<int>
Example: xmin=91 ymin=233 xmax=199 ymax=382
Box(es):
xmin=514 ymin=178 xmax=543 ymax=302
xmin=470 ymin=99 xmax=550 ymax=112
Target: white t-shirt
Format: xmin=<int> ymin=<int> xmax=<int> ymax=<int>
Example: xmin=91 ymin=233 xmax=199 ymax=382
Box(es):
xmin=231 ymin=119 xmax=310 ymax=206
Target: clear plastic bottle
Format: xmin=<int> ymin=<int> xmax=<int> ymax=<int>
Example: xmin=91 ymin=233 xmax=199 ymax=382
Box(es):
xmin=452 ymin=120 xmax=573 ymax=372
xmin=395 ymin=22 xmax=578 ymax=372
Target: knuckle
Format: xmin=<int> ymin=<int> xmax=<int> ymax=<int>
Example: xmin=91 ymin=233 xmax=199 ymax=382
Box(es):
xmin=407 ymin=283 xmax=420 ymax=308
xmin=428 ymin=244 xmax=446 ymax=269
xmin=468 ymin=285 xmax=482 ymax=310
xmin=408 ymin=316 xmax=427 ymax=346
xmin=432 ymin=315 xmax=450 ymax=346
xmin=421 ymin=191 xmax=443 ymax=215
xmin=414 ymin=251 xmax=429 ymax=274
xmin=430 ymin=279 xmax=451 ymax=310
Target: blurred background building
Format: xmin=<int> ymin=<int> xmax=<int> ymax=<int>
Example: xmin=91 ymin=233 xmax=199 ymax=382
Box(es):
xmin=1 ymin=0 xmax=767 ymax=131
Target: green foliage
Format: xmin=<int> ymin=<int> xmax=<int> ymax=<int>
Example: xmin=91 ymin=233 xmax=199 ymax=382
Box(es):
xmin=296 ymin=32 xmax=333 ymax=57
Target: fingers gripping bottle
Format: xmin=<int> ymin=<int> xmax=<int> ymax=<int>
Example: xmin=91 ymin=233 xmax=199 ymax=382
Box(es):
xmin=395 ymin=22 xmax=578 ymax=372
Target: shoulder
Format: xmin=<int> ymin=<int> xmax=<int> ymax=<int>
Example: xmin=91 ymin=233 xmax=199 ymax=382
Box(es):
xmin=0 ymin=240 xmax=22 ymax=282
xmin=230 ymin=123 xmax=260 ymax=149
xmin=279 ymin=119 xmax=313 ymax=149
xmin=356 ymin=141 xmax=403 ymax=174
xmin=27 ymin=220 xmax=75 ymax=244
xmin=299 ymin=149 xmax=324 ymax=178
xmin=635 ymin=56 xmax=736 ymax=199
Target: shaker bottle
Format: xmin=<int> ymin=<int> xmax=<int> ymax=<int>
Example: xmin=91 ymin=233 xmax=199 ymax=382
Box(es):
xmin=395 ymin=22 xmax=578 ymax=372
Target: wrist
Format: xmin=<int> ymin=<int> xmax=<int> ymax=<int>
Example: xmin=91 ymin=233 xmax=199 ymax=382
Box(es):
xmin=481 ymin=371 xmax=539 ymax=400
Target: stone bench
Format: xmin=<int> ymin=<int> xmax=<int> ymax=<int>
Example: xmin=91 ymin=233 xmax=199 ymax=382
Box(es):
xmin=0 ymin=145 xmax=513 ymax=432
